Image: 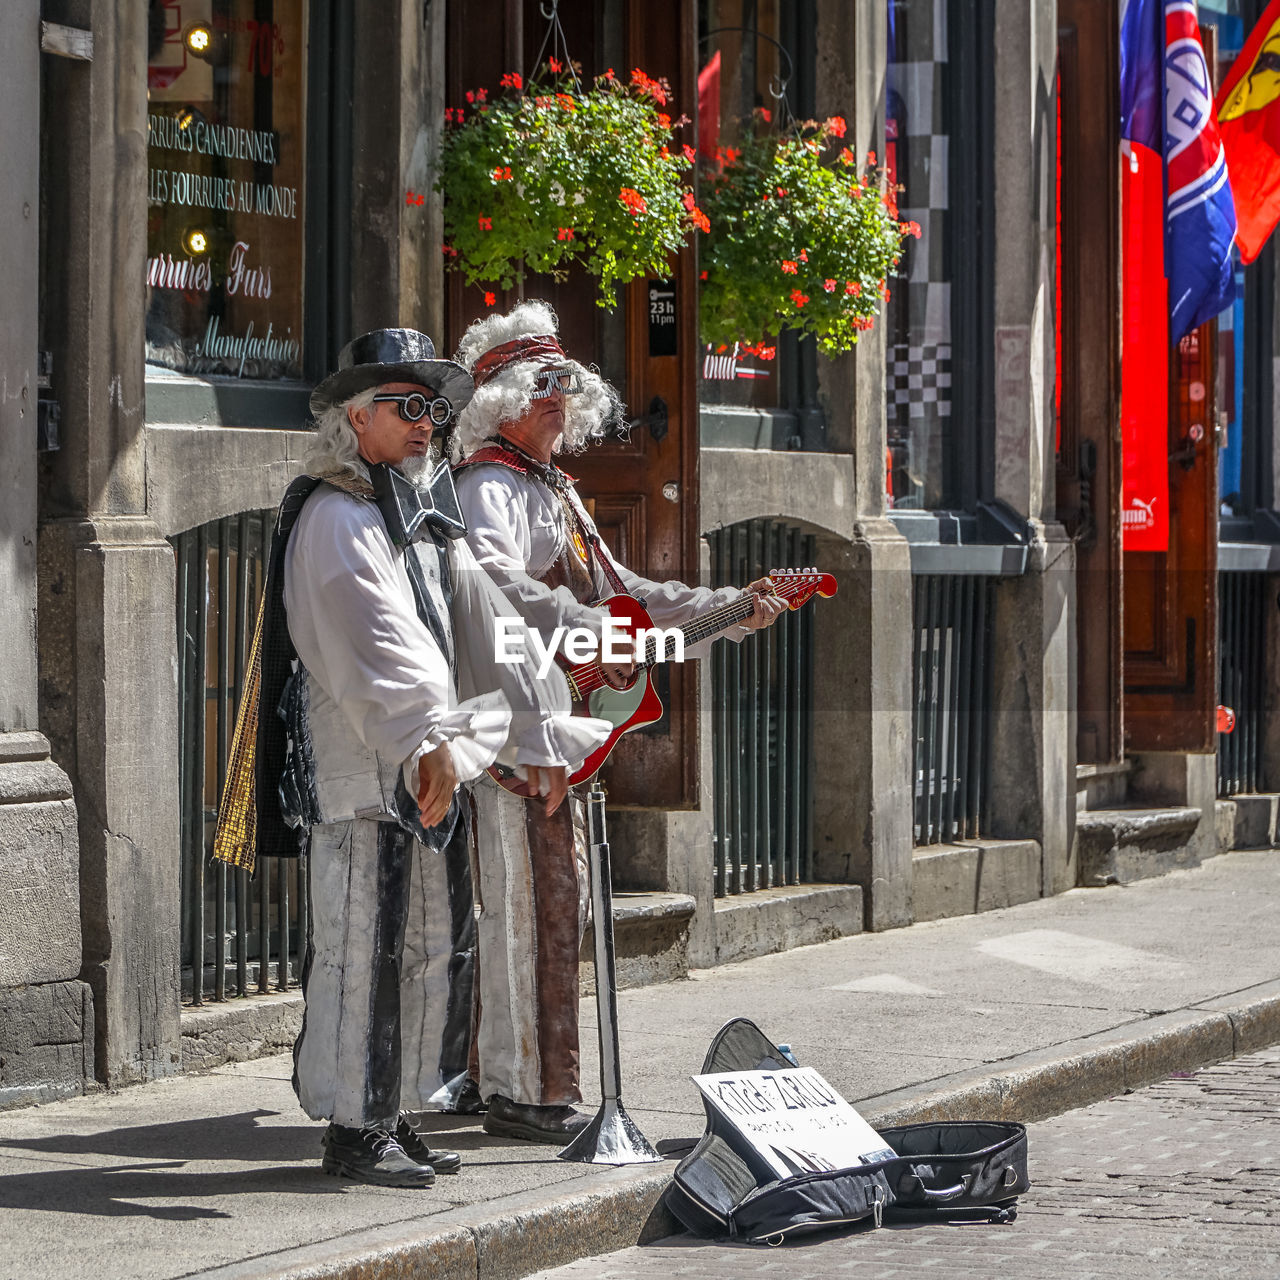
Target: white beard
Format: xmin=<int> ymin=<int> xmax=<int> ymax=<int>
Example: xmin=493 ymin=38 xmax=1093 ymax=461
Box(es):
xmin=400 ymin=448 xmax=441 ymax=488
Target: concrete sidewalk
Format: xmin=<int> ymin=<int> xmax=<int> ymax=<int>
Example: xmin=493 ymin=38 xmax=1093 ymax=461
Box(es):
xmin=2 ymin=849 xmax=1278 ymax=1280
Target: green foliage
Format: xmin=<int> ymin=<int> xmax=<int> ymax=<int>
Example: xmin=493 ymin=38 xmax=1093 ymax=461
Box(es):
xmin=698 ymin=117 xmax=913 ymax=355
xmin=437 ymin=68 xmax=702 ymax=309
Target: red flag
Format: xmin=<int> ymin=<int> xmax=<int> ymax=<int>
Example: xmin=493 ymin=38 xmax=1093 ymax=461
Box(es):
xmin=1216 ymin=0 xmax=1280 ymax=262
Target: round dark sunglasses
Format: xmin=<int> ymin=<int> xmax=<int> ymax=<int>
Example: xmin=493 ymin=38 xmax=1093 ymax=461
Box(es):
xmin=373 ymin=391 xmax=453 ymax=426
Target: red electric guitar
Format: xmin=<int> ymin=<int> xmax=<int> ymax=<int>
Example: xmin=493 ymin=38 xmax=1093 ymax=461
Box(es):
xmin=489 ymin=568 xmax=837 ymax=793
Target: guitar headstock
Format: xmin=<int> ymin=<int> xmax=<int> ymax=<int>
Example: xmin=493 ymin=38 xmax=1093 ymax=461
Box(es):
xmin=767 ymin=567 xmax=838 ymax=609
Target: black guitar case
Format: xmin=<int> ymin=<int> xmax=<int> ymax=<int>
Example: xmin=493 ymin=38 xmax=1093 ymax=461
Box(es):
xmin=666 ymin=1018 xmax=1029 ymax=1244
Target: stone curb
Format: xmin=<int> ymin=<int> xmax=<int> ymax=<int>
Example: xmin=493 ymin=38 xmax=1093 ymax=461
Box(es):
xmin=190 ymin=980 xmax=1280 ymax=1280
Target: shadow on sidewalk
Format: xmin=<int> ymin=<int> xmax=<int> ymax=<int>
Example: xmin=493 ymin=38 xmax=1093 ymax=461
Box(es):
xmin=0 ymin=1161 xmax=346 ymax=1220
xmin=0 ymin=1110 xmax=319 ymax=1163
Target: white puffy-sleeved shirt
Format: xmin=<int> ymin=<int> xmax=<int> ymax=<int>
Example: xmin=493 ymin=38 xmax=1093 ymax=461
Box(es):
xmin=284 ymin=485 xmax=610 ymax=820
xmin=454 ymin=463 xmax=750 ymax=660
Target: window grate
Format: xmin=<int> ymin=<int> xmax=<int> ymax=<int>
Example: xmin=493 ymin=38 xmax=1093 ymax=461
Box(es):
xmin=709 ymin=521 xmax=817 ymax=896
xmin=911 ymin=574 xmax=994 ymax=845
xmin=1217 ymin=571 xmax=1267 ymax=798
xmin=173 ymin=510 xmax=307 ymax=1004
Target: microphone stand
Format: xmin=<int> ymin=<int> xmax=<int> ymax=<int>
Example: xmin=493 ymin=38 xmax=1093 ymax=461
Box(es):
xmin=558 ymin=784 xmax=662 ymax=1165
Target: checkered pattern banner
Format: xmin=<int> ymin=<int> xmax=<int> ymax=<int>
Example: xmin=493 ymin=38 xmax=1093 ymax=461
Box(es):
xmin=886 ymin=0 xmax=952 ymax=509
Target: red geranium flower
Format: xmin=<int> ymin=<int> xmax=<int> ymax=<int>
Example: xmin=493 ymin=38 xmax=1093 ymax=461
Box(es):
xmin=781 ymin=260 xmax=798 ymax=275
xmin=630 ymin=68 xmax=668 ymax=105
xmin=499 ymin=72 xmax=522 ymax=90
xmin=557 ymin=226 xmax=575 ymax=241
xmin=548 ymin=57 xmax=563 ymax=73
xmin=826 ymin=115 xmax=847 ymax=138
xmin=618 ymin=187 xmax=648 ymax=217
xmin=823 ymin=279 xmax=837 ymax=292
xmin=484 ymin=291 xmax=496 ymax=306
xmin=790 ymin=289 xmax=809 ymax=308
xmin=477 ymin=214 xmax=492 ymax=230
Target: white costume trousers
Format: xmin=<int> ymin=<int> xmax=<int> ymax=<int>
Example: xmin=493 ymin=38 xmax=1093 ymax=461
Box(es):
xmin=472 ymin=776 xmax=589 ymax=1107
xmin=293 ymin=813 xmax=474 ymax=1128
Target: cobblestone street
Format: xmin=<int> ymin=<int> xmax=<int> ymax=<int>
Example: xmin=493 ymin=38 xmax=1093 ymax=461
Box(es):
xmin=530 ymin=1046 xmax=1280 ymax=1280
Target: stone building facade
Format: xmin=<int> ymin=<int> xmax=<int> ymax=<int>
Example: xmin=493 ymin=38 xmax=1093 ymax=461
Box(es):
xmin=1 ymin=0 xmax=1266 ymax=1108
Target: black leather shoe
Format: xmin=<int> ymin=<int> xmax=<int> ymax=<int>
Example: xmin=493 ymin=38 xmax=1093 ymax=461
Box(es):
xmin=396 ymin=1117 xmax=462 ymax=1174
xmin=320 ymin=1123 xmax=435 ymax=1187
xmin=444 ymin=1077 xmax=487 ymax=1115
xmin=482 ymin=1094 xmax=591 ymax=1143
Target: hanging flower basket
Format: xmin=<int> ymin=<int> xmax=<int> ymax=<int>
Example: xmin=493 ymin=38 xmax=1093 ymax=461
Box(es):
xmin=698 ymin=115 xmax=917 ymax=355
xmin=437 ymin=65 xmax=706 ymax=309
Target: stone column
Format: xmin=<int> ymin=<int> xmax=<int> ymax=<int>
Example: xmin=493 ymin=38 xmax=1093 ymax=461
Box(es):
xmin=0 ymin=0 xmax=95 ymax=1106
xmin=351 ymin=0 xmax=439 ymax=336
xmin=38 ymin=0 xmax=181 ymax=1085
xmin=810 ymin=0 xmax=914 ymax=929
xmin=985 ymin=0 xmax=1077 ymax=895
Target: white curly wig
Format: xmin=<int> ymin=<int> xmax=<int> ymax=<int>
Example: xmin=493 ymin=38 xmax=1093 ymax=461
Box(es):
xmin=451 ymin=300 xmax=624 ymax=461
xmin=307 ymin=387 xmax=375 ymax=479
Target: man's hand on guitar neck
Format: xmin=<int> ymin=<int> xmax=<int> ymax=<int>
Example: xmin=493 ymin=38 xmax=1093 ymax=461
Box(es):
xmin=741 ymin=578 xmax=789 ymax=631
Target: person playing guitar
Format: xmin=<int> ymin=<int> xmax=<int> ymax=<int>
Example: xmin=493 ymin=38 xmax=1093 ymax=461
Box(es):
xmin=450 ymin=301 xmax=786 ymax=1144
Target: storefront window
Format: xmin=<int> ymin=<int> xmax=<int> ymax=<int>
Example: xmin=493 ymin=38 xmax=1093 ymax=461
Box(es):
xmin=145 ymin=0 xmax=306 ymax=381
xmin=885 ymin=0 xmax=953 ymax=509
xmin=697 ymin=0 xmax=821 ymax=441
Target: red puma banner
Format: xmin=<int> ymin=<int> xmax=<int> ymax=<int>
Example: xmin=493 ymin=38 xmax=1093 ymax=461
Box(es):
xmin=1217 ymin=0 xmax=1280 ymax=263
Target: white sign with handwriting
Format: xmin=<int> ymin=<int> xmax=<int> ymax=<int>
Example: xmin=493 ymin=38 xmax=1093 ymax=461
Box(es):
xmin=692 ymin=1067 xmax=896 ymax=1179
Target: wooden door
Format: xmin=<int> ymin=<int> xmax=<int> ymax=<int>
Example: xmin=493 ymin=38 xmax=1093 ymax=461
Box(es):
xmin=1123 ymin=325 xmax=1219 ymax=750
xmin=446 ymin=0 xmax=702 ymax=806
xmin=1056 ymin=0 xmax=1124 ymax=765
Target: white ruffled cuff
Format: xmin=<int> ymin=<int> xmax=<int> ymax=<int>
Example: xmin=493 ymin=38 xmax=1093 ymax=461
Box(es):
xmin=496 ymin=711 xmax=613 ymax=771
xmin=401 ymin=690 xmax=514 ymax=792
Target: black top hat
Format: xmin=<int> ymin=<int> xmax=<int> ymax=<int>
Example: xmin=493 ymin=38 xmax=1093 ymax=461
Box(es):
xmin=309 ymin=329 xmax=475 ymax=418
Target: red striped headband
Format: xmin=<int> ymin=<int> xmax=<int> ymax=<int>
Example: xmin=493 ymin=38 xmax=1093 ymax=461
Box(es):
xmin=472 ymin=336 xmax=567 ymax=387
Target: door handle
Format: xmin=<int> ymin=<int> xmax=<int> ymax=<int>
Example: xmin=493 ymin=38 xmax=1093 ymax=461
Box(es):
xmin=629 ymin=396 xmax=668 ymax=443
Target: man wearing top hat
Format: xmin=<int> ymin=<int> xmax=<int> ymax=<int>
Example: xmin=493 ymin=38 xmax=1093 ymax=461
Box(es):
xmin=256 ymin=328 xmax=609 ymax=1187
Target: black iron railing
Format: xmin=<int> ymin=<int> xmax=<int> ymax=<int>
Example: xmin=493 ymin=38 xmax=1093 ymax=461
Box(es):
xmin=173 ymin=511 xmax=307 ymax=1004
xmin=1217 ymin=570 xmax=1267 ymax=797
xmin=911 ymin=574 xmax=994 ymax=845
xmin=709 ymin=521 xmax=817 ymax=896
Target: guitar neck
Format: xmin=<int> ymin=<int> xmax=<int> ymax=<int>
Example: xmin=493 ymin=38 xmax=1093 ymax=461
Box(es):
xmin=642 ymin=594 xmax=758 ymax=666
